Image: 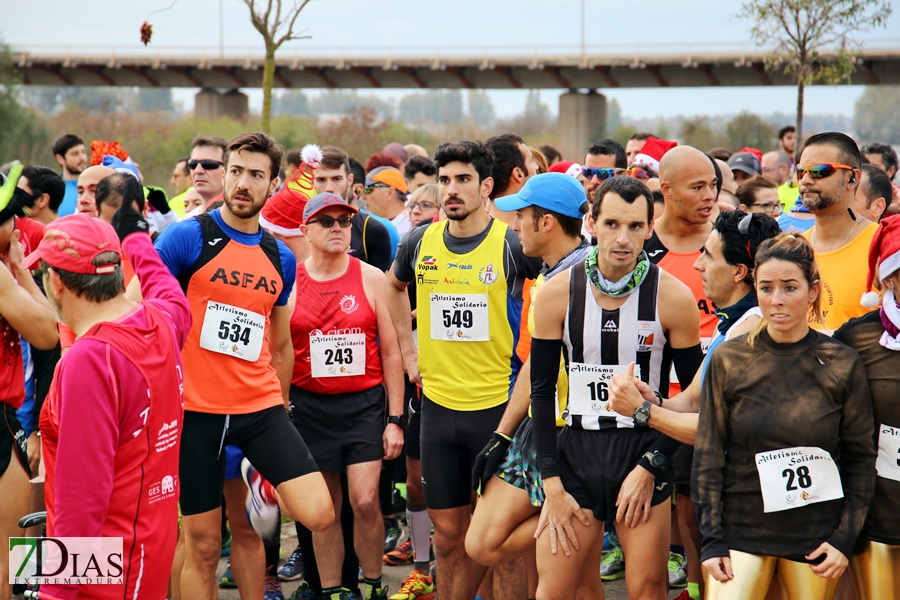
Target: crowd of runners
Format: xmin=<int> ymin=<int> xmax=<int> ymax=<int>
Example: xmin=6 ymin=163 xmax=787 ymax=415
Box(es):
xmin=1 ymin=125 xmax=899 ymax=600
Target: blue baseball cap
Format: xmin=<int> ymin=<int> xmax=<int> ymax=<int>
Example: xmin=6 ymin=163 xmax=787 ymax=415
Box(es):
xmin=494 ymin=172 xmax=588 ymax=219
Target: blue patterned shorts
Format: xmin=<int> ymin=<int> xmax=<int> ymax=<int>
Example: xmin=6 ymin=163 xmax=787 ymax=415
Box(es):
xmin=496 ymin=417 xmax=545 ymax=507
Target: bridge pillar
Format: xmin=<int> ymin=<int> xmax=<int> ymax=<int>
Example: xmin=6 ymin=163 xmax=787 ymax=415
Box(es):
xmin=558 ymin=90 xmax=607 ymax=163
xmin=194 ymin=88 xmax=249 ymax=121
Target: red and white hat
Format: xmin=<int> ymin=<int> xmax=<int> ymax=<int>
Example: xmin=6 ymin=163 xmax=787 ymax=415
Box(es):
xmin=548 ymin=161 xmax=582 ymax=178
xmin=862 ymin=214 xmax=900 ymax=307
xmin=259 ymin=144 xmax=322 ymax=237
xmin=632 ymin=138 xmax=677 ymax=172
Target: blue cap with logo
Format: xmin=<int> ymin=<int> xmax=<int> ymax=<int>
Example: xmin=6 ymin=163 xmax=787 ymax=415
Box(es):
xmin=494 ymin=172 xmax=588 ymax=219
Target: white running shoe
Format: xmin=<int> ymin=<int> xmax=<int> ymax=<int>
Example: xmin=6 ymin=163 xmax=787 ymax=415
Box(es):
xmin=240 ymin=457 xmax=279 ymax=538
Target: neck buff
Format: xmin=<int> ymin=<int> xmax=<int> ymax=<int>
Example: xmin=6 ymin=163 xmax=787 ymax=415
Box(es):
xmin=585 ymin=246 xmax=649 ymax=298
xmin=715 ymin=291 xmax=758 ymax=335
xmin=879 ymin=289 xmax=900 ymax=351
xmin=544 ymin=239 xmax=591 ymax=280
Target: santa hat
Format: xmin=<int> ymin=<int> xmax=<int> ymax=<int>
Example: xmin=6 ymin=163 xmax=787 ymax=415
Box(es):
xmin=549 ymin=161 xmax=582 ymax=179
xmin=862 ymin=214 xmax=900 ymax=307
xmin=632 ymin=138 xmax=677 ymax=172
xmin=259 ymin=144 xmax=322 ymax=237
xmin=91 ymin=141 xmax=129 ymax=166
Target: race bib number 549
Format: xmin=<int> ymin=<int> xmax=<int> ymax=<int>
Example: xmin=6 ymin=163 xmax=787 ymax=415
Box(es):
xmin=430 ymin=293 xmax=489 ymax=341
xmin=199 ymin=301 xmax=266 ymax=362
xmin=755 ymin=446 xmax=843 ymax=513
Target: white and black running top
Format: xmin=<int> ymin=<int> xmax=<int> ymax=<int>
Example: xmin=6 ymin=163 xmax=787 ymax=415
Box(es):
xmin=563 ymin=261 xmax=668 ymax=430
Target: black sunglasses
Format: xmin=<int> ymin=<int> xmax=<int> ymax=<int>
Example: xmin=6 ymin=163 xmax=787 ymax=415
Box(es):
xmin=308 ymin=215 xmax=353 ymax=228
xmin=188 ymin=159 xmax=225 ymax=171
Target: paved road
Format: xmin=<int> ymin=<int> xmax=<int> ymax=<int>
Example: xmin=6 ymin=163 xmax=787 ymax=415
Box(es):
xmin=215 ymin=524 xmax=685 ymax=599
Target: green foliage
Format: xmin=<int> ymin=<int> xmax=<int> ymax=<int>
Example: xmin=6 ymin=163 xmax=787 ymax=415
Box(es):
xmin=654 ymin=119 xmax=669 ymax=140
xmin=679 ymin=117 xmax=727 ymax=150
xmin=134 ymin=88 xmax=175 ymax=113
xmin=310 ymin=90 xmax=394 ymax=120
xmin=854 ymin=86 xmax=900 ymax=144
xmin=611 ymin=125 xmax=638 ymax=148
xmin=467 ymin=91 xmax=496 ymax=129
xmin=399 ymin=91 xmax=464 ymax=126
xmin=273 ymin=90 xmax=309 ymax=116
xmin=726 ymin=112 xmax=777 ymax=151
xmin=0 ymin=44 xmax=51 ymax=166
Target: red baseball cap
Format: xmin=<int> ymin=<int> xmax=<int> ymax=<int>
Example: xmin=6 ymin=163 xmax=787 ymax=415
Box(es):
xmin=22 ymin=214 xmax=122 ymax=274
xmin=302 ymin=192 xmax=358 ymax=224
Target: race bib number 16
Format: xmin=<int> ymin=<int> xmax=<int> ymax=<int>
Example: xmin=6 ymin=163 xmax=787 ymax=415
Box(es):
xmin=199 ymin=301 xmax=266 ymax=362
xmin=755 ymin=446 xmax=843 ymax=513
xmin=566 ymin=363 xmax=640 ymax=420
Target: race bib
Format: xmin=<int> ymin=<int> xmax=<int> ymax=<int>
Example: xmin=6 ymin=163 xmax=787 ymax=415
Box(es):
xmin=199 ymin=301 xmax=266 ymax=362
xmin=755 ymin=447 xmax=843 ymax=513
xmin=875 ymin=424 xmax=900 ymax=482
xmin=700 ymin=336 xmax=712 ymax=355
xmin=310 ymin=333 xmax=366 ymax=378
xmin=566 ymin=363 xmax=640 ymax=423
xmin=430 ymin=293 xmax=489 ymax=341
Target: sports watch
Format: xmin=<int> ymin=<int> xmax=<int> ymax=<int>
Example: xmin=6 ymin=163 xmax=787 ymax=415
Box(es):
xmin=642 ymin=451 xmax=667 ymax=471
xmin=387 ymin=415 xmax=408 ymax=428
xmin=633 ymin=400 xmax=653 ymax=426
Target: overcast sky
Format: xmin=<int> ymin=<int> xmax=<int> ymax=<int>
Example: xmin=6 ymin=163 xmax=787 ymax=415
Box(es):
xmin=4 ymin=0 xmax=900 ymax=119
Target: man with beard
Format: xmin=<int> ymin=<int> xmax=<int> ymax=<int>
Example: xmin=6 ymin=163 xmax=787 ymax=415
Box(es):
xmin=154 ymin=132 xmax=334 ymax=600
xmin=52 ymin=134 xmax=87 ymax=216
xmin=798 ymin=132 xmax=878 ymax=332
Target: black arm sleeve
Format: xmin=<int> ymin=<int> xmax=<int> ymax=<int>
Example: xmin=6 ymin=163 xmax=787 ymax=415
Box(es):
xmin=31 ymin=343 xmax=61 ymax=425
xmin=531 ymin=337 xmax=564 ymax=479
xmin=362 ymin=216 xmax=393 ymax=272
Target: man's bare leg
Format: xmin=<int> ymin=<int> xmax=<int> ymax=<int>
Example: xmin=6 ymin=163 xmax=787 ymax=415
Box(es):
xmin=535 ymin=512 xmax=604 ymax=600
xmin=467 ymin=478 xmax=541 ymax=566
xmin=181 ymin=509 xmax=224 ymax=600
xmin=223 ymin=478 xmax=265 ymax=600
xmin=431 ymin=505 xmax=489 ymax=600
xmin=617 ymin=501 xmax=671 ymax=600
xmin=346 ymin=461 xmax=384 ymax=581
xmin=313 ymin=472 xmax=346 ymax=589
xmin=677 ymin=494 xmax=703 ymax=598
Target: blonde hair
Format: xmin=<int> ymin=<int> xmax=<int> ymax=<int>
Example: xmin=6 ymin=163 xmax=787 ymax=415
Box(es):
xmin=747 ymin=232 xmax=823 ymax=346
xmin=530 ymin=148 xmax=549 ymax=174
xmin=410 ymin=183 xmax=440 ymax=207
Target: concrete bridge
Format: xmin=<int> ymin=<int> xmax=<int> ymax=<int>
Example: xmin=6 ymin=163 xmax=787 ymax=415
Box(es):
xmin=13 ymin=41 xmax=900 ymax=160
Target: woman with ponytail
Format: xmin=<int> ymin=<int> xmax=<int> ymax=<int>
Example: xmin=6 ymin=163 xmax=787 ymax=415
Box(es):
xmin=833 ymin=214 xmax=900 ymax=599
xmin=693 ymin=232 xmax=876 ymax=600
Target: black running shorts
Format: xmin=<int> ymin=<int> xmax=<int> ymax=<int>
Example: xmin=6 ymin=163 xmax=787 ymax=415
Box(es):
xmin=0 ymin=403 xmax=30 ymax=479
xmin=405 ymin=379 xmax=422 ymax=460
xmin=671 ymin=443 xmax=694 ymax=496
xmin=290 ymin=384 xmax=385 ymax=473
xmin=179 ymin=405 xmax=319 ymax=516
xmin=419 ymin=396 xmax=506 ymax=510
xmin=558 ymin=426 xmax=673 ymax=524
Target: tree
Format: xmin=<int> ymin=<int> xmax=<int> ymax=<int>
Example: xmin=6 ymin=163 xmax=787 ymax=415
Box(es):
xmin=467 ymin=91 xmax=495 ymax=128
xmin=273 ymin=90 xmax=310 ymax=116
xmin=0 ymin=43 xmax=50 ymax=165
xmin=399 ymin=91 xmax=464 ymax=127
xmin=726 ymin=112 xmax=777 ymax=150
xmin=679 ymin=117 xmax=727 ymax=150
xmin=854 ymin=86 xmax=900 ymax=144
xmin=740 ymin=0 xmax=892 ymax=153
xmin=135 ymin=88 xmax=175 ymax=113
xmin=243 ymin=0 xmax=312 ymax=134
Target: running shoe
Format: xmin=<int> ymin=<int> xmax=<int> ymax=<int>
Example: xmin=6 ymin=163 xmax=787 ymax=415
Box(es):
xmin=278 ymin=548 xmax=304 ymax=581
xmin=288 ymin=581 xmax=318 ymax=600
xmin=221 ymin=529 xmax=232 ymax=557
xmin=389 ymin=570 xmax=435 ymax=600
xmin=599 ymin=546 xmax=625 ymax=581
xmin=347 ymin=589 xmax=363 ymax=600
xmin=383 ymin=518 xmax=403 ymax=553
xmin=368 ymin=585 xmax=390 ymax=600
xmin=241 ymin=458 xmax=279 ymax=538
xmin=219 ymin=559 xmax=236 ymax=588
xmin=264 ymin=574 xmax=285 ymax=600
xmin=383 ymin=539 xmax=413 ymax=566
xmin=668 ymin=551 xmax=688 ymax=588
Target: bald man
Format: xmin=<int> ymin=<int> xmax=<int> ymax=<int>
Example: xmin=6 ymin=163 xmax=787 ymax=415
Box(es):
xmin=76 ymin=165 xmax=116 ymax=217
xmin=404 ymin=144 xmax=428 ymax=159
xmin=644 ymin=145 xmax=718 ymax=596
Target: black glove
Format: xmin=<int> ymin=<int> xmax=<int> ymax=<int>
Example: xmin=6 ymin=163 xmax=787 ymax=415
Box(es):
xmin=473 ymin=431 xmax=513 ymax=495
xmin=145 ymin=186 xmax=171 ymax=215
xmin=111 ymin=200 xmax=150 ymax=242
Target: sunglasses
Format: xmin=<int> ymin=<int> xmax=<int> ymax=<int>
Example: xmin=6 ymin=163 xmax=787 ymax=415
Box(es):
xmin=581 ymin=167 xmax=622 ymax=180
xmin=409 ymin=200 xmax=438 ymax=211
xmin=622 ymin=167 xmax=650 ymax=180
xmin=188 ymin=159 xmax=225 ymax=171
xmin=363 ymin=183 xmax=389 ymax=194
xmin=307 ymin=215 xmax=353 ymax=228
xmin=795 ymin=163 xmax=854 ymax=179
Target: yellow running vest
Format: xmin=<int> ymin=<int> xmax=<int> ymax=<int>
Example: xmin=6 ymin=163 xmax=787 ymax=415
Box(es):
xmin=803 ymin=222 xmax=878 ymax=332
xmin=416 ymin=219 xmax=518 ymax=411
xmin=526 ymin=272 xmax=568 ymax=426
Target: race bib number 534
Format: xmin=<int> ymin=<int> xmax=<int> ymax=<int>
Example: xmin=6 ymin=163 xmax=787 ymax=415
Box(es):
xmin=199 ymin=301 xmax=266 ymax=362
xmin=755 ymin=446 xmax=843 ymax=513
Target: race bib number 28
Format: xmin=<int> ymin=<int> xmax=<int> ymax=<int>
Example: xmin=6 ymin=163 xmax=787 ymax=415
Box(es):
xmin=199 ymin=301 xmax=266 ymax=362
xmin=755 ymin=446 xmax=843 ymax=513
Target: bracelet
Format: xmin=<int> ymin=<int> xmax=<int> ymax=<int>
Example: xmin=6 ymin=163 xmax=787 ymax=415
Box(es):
xmin=654 ymin=391 xmax=663 ymax=407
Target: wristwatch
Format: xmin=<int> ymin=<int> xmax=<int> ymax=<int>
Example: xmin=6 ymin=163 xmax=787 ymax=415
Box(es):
xmin=387 ymin=415 xmax=408 ymax=428
xmin=633 ymin=400 xmax=653 ymax=426
xmin=642 ymin=451 xmax=667 ymax=472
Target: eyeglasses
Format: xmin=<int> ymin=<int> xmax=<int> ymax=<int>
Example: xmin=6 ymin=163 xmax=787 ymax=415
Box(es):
xmin=751 ymin=202 xmax=782 ymax=215
xmin=363 ymin=184 xmax=389 ymax=194
xmin=622 ymin=167 xmax=650 ymax=180
xmin=187 ymin=159 xmax=225 ymax=171
xmin=307 ymin=215 xmax=353 ymax=228
xmin=581 ymin=167 xmax=622 ymax=180
xmin=795 ymin=163 xmax=854 ymax=179
xmin=409 ymin=200 xmax=438 ymax=211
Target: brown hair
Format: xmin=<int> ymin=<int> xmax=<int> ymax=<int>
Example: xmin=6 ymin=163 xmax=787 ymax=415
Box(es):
xmin=736 ymin=177 xmax=778 ymax=208
xmin=320 ymin=146 xmax=351 ymax=174
xmin=191 ymin=135 xmax=227 ymax=160
xmin=747 ymin=232 xmax=822 ymax=346
xmin=226 ymin=132 xmax=283 ymax=180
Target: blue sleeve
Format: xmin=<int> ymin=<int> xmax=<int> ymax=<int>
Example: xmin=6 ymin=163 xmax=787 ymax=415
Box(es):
xmin=387 ymin=225 xmax=400 ymax=261
xmin=276 ymin=239 xmax=296 ymax=306
xmin=153 ymin=218 xmax=202 ymax=277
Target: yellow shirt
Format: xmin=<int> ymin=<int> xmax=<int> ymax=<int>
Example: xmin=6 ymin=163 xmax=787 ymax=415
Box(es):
xmin=777 ymin=181 xmax=799 ymax=211
xmin=803 ymin=222 xmax=878 ymax=332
